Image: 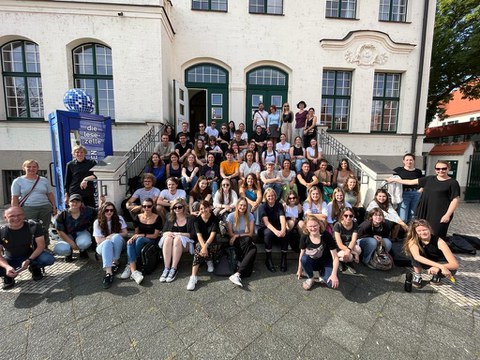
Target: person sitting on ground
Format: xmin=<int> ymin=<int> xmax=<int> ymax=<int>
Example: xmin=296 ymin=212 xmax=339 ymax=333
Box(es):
xmin=343 ymin=175 xmax=365 ymax=222
xmin=158 ymin=198 xmax=196 ymax=283
xmin=181 ymin=153 xmax=200 ymax=194
xmin=0 ymin=206 xmax=55 ymax=290
xmin=220 ymin=150 xmax=240 ymax=193
xmin=366 ymin=188 xmax=408 ymax=238
xmin=186 ymin=200 xmax=220 ymax=291
xmin=259 ymin=188 xmax=288 ymax=273
xmin=200 ymin=153 xmax=220 ymax=194
xmin=213 ymin=178 xmax=238 ymax=219
xmin=121 ymin=198 xmax=162 ymax=285
xmin=296 ymin=215 xmax=339 ymax=291
xmin=154 ymin=133 xmax=175 ymax=163
xmin=357 ymin=208 xmax=393 ymax=268
xmin=144 ymin=153 xmax=166 ymax=189
xmin=227 ymin=197 xmax=258 ymax=287
xmin=54 ymin=194 xmax=97 ymax=262
xmin=175 ymin=133 xmax=193 ymax=164
xmin=403 ymin=219 xmax=458 ymax=288
xmin=126 ymin=173 xmax=160 ymax=217
xmin=189 ymin=176 xmax=212 ymax=216
xmin=326 ymin=187 xmax=352 ymax=226
xmin=93 ymin=202 xmax=128 ymax=289
xmin=156 ymin=177 xmax=187 ymax=223
xmin=333 ymin=207 xmax=361 ymax=274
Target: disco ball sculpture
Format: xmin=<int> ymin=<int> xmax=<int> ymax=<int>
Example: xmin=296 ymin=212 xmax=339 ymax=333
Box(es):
xmin=63 ymin=88 xmax=95 ymax=113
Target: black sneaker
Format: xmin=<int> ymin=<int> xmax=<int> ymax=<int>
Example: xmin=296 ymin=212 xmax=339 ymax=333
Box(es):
xmin=65 ymin=252 xmax=74 ymax=263
xmin=404 ymin=272 xmax=413 ymax=292
xmin=79 ymin=250 xmax=89 ymax=259
xmin=111 ymin=264 xmax=119 ymax=274
xmin=29 ymin=266 xmax=43 ymax=281
xmin=412 ymin=275 xmax=422 ymax=288
xmin=103 ymin=273 xmax=114 ymax=289
xmin=2 ymin=276 xmax=15 ymax=290
xmin=430 ymin=274 xmax=442 ymax=283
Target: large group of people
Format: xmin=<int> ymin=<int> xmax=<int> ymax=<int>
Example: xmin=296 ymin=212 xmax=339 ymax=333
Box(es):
xmin=1 ymin=112 xmax=461 ymax=292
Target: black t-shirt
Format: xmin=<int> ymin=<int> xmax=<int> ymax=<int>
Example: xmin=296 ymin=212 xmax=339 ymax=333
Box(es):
xmin=357 ymin=220 xmax=393 ymax=239
xmin=175 ymin=142 xmax=193 ymax=157
xmin=420 ymin=235 xmax=445 ymax=262
xmin=393 ymin=167 xmax=423 ymax=190
xmin=299 ymin=231 xmax=336 ymax=261
xmin=200 ymin=164 xmax=220 ymax=181
xmin=64 ymin=158 xmax=97 ymax=196
xmin=333 ymin=222 xmax=358 ymax=246
xmin=0 ymin=222 xmax=42 ymax=257
xmin=194 ymin=214 xmax=219 ymax=240
xmin=259 ymin=201 xmax=285 ymax=229
xmin=133 ymin=216 xmax=163 ymax=236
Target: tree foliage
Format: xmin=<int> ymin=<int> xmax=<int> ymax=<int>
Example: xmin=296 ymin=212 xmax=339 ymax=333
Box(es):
xmin=427 ymin=0 xmax=480 ymax=123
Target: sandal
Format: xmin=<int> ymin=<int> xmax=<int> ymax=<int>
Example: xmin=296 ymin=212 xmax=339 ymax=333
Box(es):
xmin=302 ymin=278 xmax=314 ymax=290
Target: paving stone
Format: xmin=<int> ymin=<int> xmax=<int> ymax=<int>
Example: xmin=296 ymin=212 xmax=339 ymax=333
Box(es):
xmin=236 ymin=331 xmax=297 ymax=360
xmin=217 ymin=310 xmax=265 ymax=350
xmin=187 ymin=328 xmax=241 ymax=359
xmin=321 ymin=316 xmax=369 ymax=354
xmin=299 ymin=335 xmax=356 ymax=360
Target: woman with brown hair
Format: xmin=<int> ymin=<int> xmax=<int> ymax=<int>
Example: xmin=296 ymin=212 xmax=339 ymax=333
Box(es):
xmin=280 ymin=102 xmax=294 ymax=143
xmin=343 ymin=175 xmax=365 ymax=222
xmin=93 ymin=202 xmax=128 ymax=288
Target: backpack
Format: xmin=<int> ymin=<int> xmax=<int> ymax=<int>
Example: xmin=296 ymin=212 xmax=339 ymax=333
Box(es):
xmin=445 ymin=235 xmax=477 ymax=255
xmin=137 ymin=242 xmax=161 ymax=275
xmin=214 ymin=246 xmax=238 ymax=276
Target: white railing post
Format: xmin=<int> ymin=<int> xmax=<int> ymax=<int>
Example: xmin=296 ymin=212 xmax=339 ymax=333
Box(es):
xmin=91 ymin=156 xmax=129 ymax=211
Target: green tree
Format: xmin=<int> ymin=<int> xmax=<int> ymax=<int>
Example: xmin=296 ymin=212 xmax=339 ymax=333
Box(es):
xmin=427 ymin=0 xmax=480 ymax=123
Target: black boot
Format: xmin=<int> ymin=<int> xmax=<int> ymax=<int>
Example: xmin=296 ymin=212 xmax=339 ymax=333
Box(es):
xmin=29 ymin=265 xmax=43 ymax=281
xmin=280 ymin=252 xmax=287 ymax=272
xmin=2 ymin=276 xmax=15 ymax=290
xmin=265 ymin=252 xmax=276 ymax=272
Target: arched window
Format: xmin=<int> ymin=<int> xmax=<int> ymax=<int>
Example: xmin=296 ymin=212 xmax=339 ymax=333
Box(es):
xmin=1 ymin=40 xmax=43 ymax=119
xmin=73 ymin=43 xmax=115 ymax=118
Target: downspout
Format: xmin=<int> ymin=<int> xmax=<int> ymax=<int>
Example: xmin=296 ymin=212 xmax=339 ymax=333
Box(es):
xmin=411 ymin=0 xmax=431 ymax=154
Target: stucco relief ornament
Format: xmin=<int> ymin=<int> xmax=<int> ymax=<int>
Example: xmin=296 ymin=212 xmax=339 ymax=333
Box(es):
xmin=345 ymin=43 xmax=388 ymax=67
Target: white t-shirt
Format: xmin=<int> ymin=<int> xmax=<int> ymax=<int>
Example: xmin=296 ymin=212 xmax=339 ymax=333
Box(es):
xmin=159 ymin=189 xmax=187 ymax=202
xmin=240 ymin=162 xmax=261 ymax=177
xmin=276 ymin=142 xmax=291 ymax=154
xmin=93 ymin=216 xmax=127 ymax=237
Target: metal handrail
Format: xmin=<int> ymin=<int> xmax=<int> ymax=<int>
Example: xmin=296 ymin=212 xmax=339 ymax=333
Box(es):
xmin=316 ymin=126 xmax=368 ymax=184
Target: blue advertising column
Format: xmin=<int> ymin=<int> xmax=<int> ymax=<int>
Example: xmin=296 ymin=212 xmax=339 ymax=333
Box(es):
xmin=49 ymin=110 xmax=113 ymax=210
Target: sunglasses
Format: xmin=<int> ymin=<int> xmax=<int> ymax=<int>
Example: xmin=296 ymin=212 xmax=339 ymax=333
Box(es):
xmin=104 ymin=209 xmax=115 ymax=213
xmin=173 ymin=205 xmax=184 ymax=210
xmin=344 ymin=214 xmax=354 ymax=218
xmin=222 ymin=184 xmax=230 ymax=187
xmin=288 ymin=197 xmax=296 ymax=200
xmin=435 ymin=167 xmax=448 ymax=171
xmin=142 ymin=204 xmax=153 ymax=208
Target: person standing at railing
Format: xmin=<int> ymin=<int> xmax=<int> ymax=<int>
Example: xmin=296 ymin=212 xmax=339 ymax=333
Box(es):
xmin=332 ymin=158 xmax=354 ymax=189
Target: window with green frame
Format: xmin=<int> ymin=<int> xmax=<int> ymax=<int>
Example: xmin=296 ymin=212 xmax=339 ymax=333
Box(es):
xmin=379 ymin=0 xmax=407 ymax=22
xmin=1 ymin=40 xmax=44 ymax=120
xmin=73 ymin=43 xmax=115 ymax=118
xmin=321 ymin=70 xmax=352 ymax=131
xmin=192 ymin=0 xmax=227 ymax=11
xmin=249 ymin=0 xmax=283 ymax=15
xmin=325 ymin=0 xmax=356 ymax=19
xmin=371 ymin=73 xmax=401 ymax=132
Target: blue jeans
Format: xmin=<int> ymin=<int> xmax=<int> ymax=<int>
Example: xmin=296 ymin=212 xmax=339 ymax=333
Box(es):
xmin=277 ymin=153 xmax=290 ymax=165
xmin=96 ymin=234 xmax=125 ymax=268
xmin=126 ymin=237 xmax=154 ymax=264
xmin=263 ymin=183 xmax=282 ymax=200
xmin=182 ymin=175 xmax=198 ymax=193
xmin=0 ymin=252 xmax=55 ymax=276
xmin=294 ymin=159 xmax=305 ymax=173
xmin=210 ymin=180 xmax=219 ymax=195
xmin=54 ymin=230 xmax=92 ymax=256
xmin=301 ymin=255 xmax=334 ymax=288
xmin=357 ymin=237 xmax=392 ymax=265
xmin=398 ymin=190 xmax=421 ymax=223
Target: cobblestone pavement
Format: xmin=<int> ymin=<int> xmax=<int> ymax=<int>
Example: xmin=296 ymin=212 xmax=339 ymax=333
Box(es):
xmin=0 ymin=203 xmax=479 ymax=359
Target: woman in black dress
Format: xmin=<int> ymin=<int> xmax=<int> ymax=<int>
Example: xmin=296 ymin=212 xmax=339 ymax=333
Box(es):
xmin=388 ymin=160 xmax=460 ymax=239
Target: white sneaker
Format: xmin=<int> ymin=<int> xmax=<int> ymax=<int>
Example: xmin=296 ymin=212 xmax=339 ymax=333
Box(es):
xmin=207 ymin=261 xmax=214 ymax=273
xmin=120 ymin=266 xmax=131 ymax=279
xmin=130 ymin=270 xmax=144 ymax=284
xmin=186 ymin=276 xmax=197 ymax=291
xmin=229 ymin=273 xmax=243 ymax=287
xmin=159 ymin=268 xmax=170 ymax=283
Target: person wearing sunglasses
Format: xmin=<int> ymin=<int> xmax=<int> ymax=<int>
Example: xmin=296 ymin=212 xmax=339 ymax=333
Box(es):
xmin=158 ymin=198 xmax=196 ymax=283
xmin=121 ymin=198 xmax=162 ymax=285
xmin=333 ymin=207 xmax=361 ymax=274
xmin=388 ymin=160 xmax=460 ymax=239
xmin=93 ymin=202 xmax=128 ymax=289
xmin=213 ymin=179 xmax=238 ymax=218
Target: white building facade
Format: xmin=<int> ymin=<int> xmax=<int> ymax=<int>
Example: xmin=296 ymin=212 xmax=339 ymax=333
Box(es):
xmin=0 ymin=0 xmax=435 ymax=204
